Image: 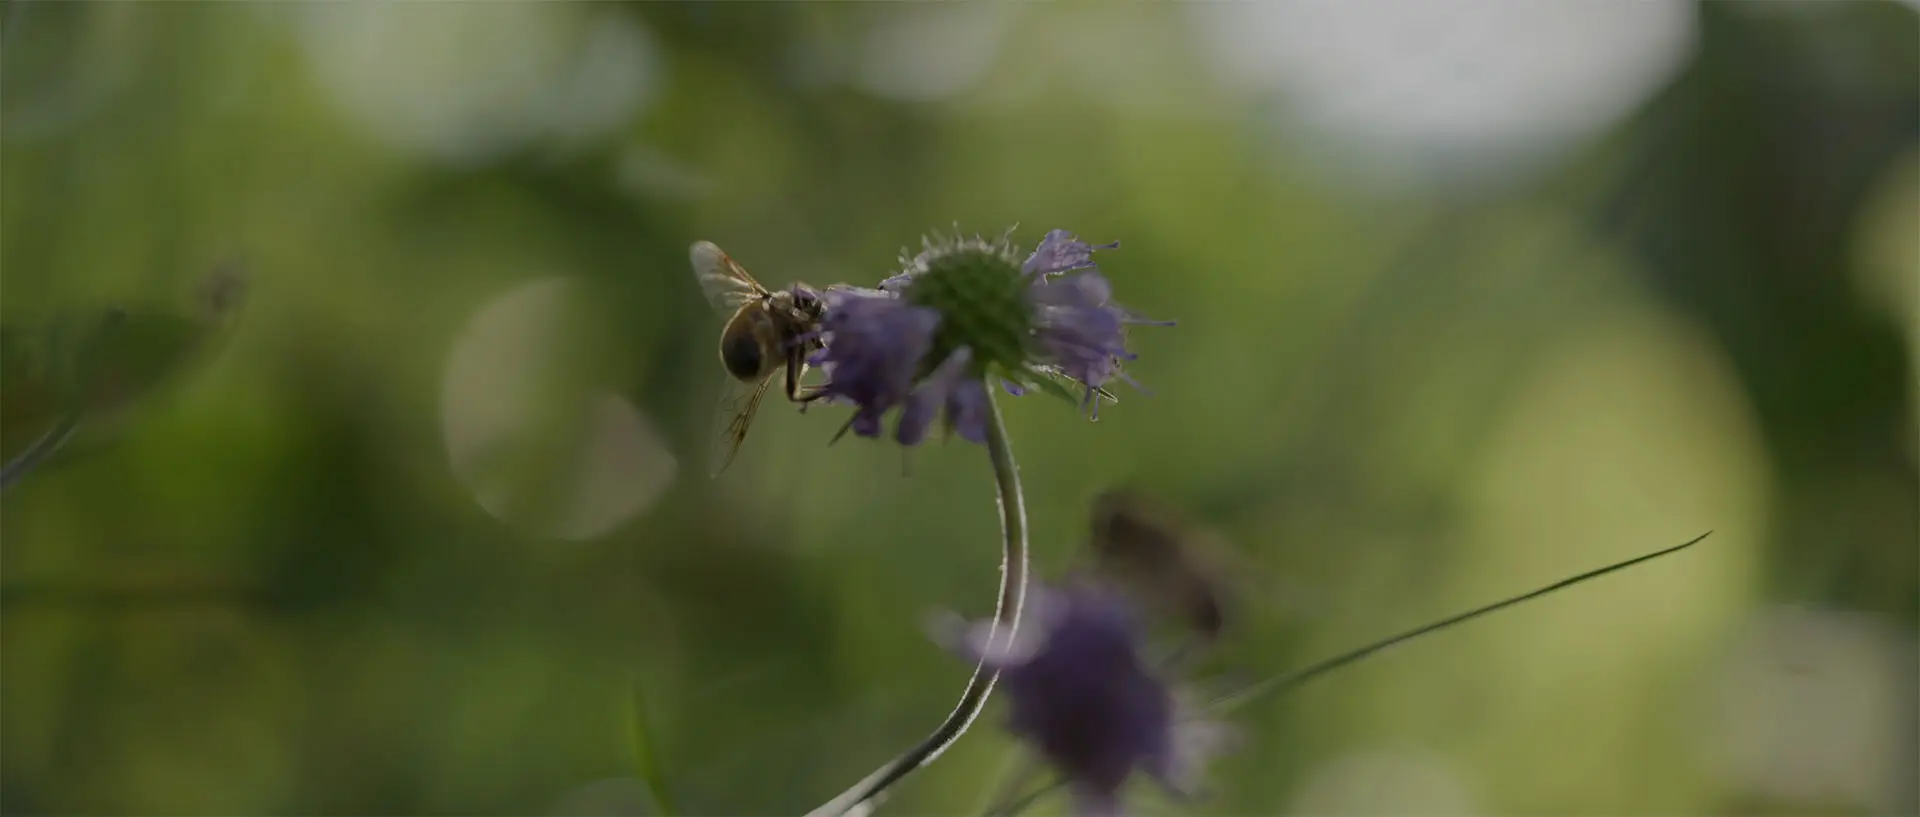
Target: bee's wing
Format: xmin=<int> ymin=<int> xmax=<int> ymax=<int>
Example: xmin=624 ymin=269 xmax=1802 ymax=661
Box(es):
xmin=690 ymin=241 xmax=768 ymax=316
xmin=708 ymin=373 xmax=774 ymax=477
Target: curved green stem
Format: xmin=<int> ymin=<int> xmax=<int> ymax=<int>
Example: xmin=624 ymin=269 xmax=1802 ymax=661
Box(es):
xmin=1206 ymin=531 xmax=1711 ymax=716
xmin=804 ymin=388 xmax=1029 ymax=817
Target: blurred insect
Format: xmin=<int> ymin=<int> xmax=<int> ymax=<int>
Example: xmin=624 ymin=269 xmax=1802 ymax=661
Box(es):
xmin=690 ymin=240 xmax=830 ymax=477
xmin=1087 ymin=489 xmax=1232 ymax=644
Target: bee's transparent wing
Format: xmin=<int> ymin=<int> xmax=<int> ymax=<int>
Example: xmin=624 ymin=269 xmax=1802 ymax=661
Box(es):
xmin=708 ymin=373 xmax=774 ymax=477
xmin=690 ymin=241 xmax=767 ymax=316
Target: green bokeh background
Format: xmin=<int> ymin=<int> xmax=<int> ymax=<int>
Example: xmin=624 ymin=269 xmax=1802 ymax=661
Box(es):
xmin=3 ymin=3 xmax=1915 ymax=816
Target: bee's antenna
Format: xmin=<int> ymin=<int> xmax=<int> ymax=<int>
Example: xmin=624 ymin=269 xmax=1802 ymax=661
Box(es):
xmin=1208 ymin=531 xmax=1712 ymax=714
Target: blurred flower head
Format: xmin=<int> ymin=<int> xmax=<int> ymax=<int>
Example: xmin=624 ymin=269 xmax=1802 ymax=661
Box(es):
xmin=810 ymin=228 xmax=1169 ymax=446
xmin=934 ymin=578 xmax=1223 ymax=817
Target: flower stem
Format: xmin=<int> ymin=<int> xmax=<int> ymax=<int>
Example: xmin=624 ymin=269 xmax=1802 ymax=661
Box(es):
xmin=803 ymin=386 xmax=1029 ymax=817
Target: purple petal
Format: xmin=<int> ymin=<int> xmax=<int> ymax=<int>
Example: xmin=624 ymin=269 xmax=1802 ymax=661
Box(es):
xmin=926 ymin=608 xmax=1048 ymax=669
xmin=1032 ymin=270 xmax=1114 ymax=308
xmin=851 ymin=407 xmax=885 ymax=438
xmin=896 ymin=349 xmax=968 ymax=446
xmin=946 ymin=376 xmax=990 ymax=444
xmin=1023 ymin=230 xmax=1118 ymax=277
xmin=1146 ymin=718 xmax=1233 ymax=800
xmin=813 ymin=290 xmax=941 ymax=429
xmin=1027 ymin=269 xmax=1153 ymax=396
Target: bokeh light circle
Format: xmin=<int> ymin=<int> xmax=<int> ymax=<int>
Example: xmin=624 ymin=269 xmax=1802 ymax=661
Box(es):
xmin=440 ymin=277 xmax=675 ymax=541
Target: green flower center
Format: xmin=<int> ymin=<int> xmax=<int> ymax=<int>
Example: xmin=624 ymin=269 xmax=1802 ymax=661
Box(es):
xmin=901 ymin=241 xmax=1034 ymax=378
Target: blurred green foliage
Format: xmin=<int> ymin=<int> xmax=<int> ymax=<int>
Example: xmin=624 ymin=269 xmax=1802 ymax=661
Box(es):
xmin=2 ymin=3 xmax=1913 ymax=816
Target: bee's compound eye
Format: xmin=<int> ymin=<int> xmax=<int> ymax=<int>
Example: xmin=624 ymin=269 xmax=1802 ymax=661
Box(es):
xmin=722 ymin=333 xmax=764 ymax=380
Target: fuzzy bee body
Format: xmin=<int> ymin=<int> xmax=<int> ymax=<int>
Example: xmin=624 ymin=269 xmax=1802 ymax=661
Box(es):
xmin=690 ymin=241 xmax=829 ymax=477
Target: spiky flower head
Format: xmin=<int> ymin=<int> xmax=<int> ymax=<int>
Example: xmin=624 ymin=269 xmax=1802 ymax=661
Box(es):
xmin=811 ymin=227 xmax=1169 ymax=446
xmin=933 ymin=578 xmax=1222 ymax=817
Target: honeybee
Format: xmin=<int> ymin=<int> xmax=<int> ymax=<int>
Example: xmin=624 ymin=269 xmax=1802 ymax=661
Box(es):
xmin=690 ymin=240 xmax=829 ymax=477
xmin=1087 ymin=489 xmax=1231 ymax=643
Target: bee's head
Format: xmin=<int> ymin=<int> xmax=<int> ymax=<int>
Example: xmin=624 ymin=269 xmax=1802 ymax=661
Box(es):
xmin=790 ymin=284 xmax=826 ymax=319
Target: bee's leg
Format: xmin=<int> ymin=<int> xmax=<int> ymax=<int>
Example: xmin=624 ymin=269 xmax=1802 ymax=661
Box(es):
xmin=785 ymin=347 xmax=829 ymax=409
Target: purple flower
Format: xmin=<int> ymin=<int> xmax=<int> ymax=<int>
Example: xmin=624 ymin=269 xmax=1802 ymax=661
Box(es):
xmin=809 ymin=228 xmax=1169 ymax=445
xmin=809 ymin=289 xmax=939 ymax=439
xmin=896 ymin=347 xmax=990 ymax=446
xmin=935 ymin=579 xmax=1219 ymax=817
xmin=1023 ymin=230 xmax=1172 ymax=414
